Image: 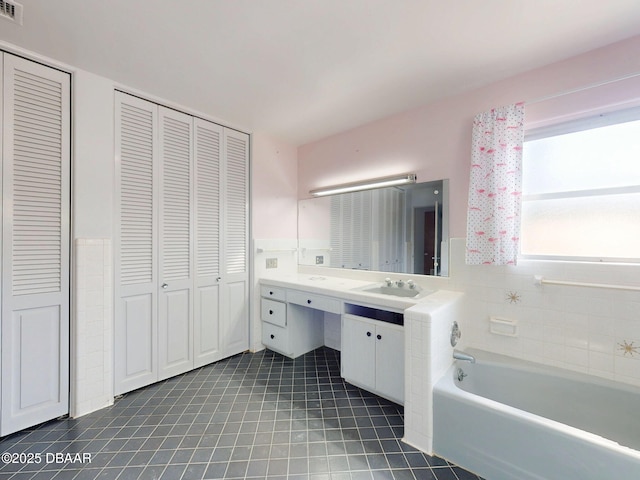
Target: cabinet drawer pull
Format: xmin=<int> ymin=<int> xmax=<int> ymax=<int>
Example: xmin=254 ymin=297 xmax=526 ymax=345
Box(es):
xmin=377 ymin=334 xmax=382 ymax=340
xmin=269 ymin=291 xmax=274 ymax=295
xmin=270 ymin=334 xmax=275 ymax=339
xmin=269 ymin=310 xmax=274 ymax=315
xmin=307 ymin=299 xmax=312 ymax=304
xmin=366 ymin=331 xmax=372 ymax=337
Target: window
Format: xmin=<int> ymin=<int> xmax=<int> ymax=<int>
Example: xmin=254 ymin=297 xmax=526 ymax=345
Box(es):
xmin=521 ymin=107 xmax=640 ymax=262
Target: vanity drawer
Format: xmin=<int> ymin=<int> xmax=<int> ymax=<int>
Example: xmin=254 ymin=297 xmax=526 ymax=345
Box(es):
xmin=261 ymin=285 xmax=286 ymax=302
xmin=287 ymin=290 xmax=341 ymax=314
xmin=261 ymin=298 xmax=287 ymax=327
xmin=262 ymin=322 xmax=290 ymax=356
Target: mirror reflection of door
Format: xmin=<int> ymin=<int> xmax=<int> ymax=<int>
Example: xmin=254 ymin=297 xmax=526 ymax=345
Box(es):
xmin=423 ymin=209 xmax=436 ymax=274
xmin=413 ymin=203 xmax=441 ymax=275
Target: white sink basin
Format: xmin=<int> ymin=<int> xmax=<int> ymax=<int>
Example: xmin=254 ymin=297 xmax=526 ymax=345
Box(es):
xmin=353 ymin=283 xmax=433 ymax=299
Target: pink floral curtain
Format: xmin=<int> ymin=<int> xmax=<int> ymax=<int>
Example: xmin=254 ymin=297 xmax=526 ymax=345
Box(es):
xmin=466 ymin=103 xmax=525 ymax=265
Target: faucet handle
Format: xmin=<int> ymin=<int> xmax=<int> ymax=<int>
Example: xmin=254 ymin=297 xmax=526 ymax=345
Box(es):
xmin=384 ymin=277 xmax=392 ymax=286
xmin=407 ymin=279 xmax=414 ymax=289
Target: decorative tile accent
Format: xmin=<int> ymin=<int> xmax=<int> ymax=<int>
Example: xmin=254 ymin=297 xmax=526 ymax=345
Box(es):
xmin=618 ymin=340 xmax=639 ymax=357
xmin=506 ymin=291 xmax=521 ymax=304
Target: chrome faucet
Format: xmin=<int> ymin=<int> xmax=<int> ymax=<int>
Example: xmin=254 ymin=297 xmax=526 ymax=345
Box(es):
xmin=453 ymin=350 xmax=476 ymax=363
xmin=396 ymin=279 xmax=405 ymax=288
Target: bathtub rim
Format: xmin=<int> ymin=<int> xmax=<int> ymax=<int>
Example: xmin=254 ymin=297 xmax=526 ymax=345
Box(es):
xmin=461 ymin=347 xmax=640 ymax=396
xmin=435 ymin=349 xmax=640 ymax=460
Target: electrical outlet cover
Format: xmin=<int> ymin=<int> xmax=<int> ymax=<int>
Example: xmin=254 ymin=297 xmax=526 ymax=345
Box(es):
xmin=266 ymin=258 xmax=278 ymax=269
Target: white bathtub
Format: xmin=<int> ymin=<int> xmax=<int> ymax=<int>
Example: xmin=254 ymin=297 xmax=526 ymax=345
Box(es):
xmin=433 ymin=349 xmax=640 ymax=480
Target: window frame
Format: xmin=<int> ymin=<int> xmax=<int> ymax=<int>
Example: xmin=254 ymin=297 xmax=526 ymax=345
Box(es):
xmin=519 ymin=106 xmax=640 ymax=264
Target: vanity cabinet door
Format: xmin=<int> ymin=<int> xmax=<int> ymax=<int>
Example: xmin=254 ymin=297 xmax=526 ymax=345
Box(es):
xmin=341 ymin=315 xmax=376 ymax=392
xmin=374 ymin=322 xmax=404 ymax=404
xmin=341 ymin=314 xmax=404 ymax=404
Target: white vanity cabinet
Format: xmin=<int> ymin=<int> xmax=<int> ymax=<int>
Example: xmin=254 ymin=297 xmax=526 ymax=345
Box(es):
xmin=341 ymin=313 xmax=404 ymax=405
xmin=260 ymin=285 xmax=325 ymax=359
xmin=259 ymin=278 xmax=406 ymax=404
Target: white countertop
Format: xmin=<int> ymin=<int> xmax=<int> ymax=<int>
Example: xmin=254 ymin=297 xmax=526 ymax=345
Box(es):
xmin=260 ymin=273 xmax=461 ymax=312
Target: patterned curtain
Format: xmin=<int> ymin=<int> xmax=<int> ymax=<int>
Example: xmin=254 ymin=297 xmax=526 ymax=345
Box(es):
xmin=466 ymin=103 xmax=525 ymax=265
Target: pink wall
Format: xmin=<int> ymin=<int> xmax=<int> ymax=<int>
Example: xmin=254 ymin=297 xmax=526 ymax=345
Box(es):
xmin=298 ymin=35 xmax=640 ymax=238
xmin=251 ymin=132 xmax=299 ymax=239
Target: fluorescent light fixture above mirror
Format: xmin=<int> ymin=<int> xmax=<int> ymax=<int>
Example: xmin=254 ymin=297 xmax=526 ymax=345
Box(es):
xmin=310 ymin=173 xmax=417 ymax=197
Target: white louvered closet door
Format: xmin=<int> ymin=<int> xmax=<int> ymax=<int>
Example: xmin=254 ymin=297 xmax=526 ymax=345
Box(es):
xmin=157 ymin=107 xmax=193 ymax=380
xmin=193 ymin=118 xmax=223 ymax=367
xmin=115 ymin=94 xmax=250 ymax=394
xmin=114 ymin=93 xmax=159 ymax=395
xmin=1 ymin=54 xmax=70 ymax=436
xmin=221 ymin=129 xmax=249 ymax=357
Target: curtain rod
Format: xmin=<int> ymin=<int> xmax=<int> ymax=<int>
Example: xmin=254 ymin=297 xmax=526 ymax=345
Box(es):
xmin=526 ymin=71 xmax=640 ymax=106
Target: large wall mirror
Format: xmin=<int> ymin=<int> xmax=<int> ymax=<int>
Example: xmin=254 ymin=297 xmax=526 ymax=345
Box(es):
xmin=298 ymin=179 xmax=449 ymax=276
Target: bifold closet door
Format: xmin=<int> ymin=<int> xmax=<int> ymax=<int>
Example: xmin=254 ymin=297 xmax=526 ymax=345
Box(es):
xmin=1 ymin=54 xmax=71 ymax=436
xmin=115 ymin=92 xmax=249 ymax=395
xmin=157 ymin=107 xmax=194 ymax=380
xmin=114 ymin=93 xmax=159 ymax=395
xmin=193 ymin=118 xmax=223 ymax=367
xmin=220 ymin=129 xmax=249 ymax=357
xmin=193 ymin=124 xmax=250 ymax=366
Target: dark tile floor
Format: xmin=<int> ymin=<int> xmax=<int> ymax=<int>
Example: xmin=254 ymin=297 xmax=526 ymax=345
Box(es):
xmin=0 ymin=347 xmax=482 ymax=480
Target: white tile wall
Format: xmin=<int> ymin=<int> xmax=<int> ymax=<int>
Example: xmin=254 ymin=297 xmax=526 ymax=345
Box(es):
xmin=449 ymin=237 xmax=640 ymax=388
xmin=402 ymin=290 xmax=464 ymax=455
xmin=72 ymin=238 xmax=114 ymax=417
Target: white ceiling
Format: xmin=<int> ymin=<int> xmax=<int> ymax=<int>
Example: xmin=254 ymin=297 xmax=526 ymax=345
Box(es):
xmin=3 ymin=0 xmax=640 ymax=145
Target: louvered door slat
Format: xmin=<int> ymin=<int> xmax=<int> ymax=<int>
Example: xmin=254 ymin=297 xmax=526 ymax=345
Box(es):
xmin=10 ymin=65 xmax=64 ymax=296
xmin=195 ymin=121 xmax=221 ymax=278
xmin=224 ymin=132 xmax=248 ymax=275
xmin=119 ymin=102 xmax=155 ymax=285
xmin=160 ymin=112 xmax=191 ymax=282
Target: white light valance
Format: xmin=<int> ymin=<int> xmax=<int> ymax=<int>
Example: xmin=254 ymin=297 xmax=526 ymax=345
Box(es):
xmin=310 ymin=173 xmax=417 ymax=197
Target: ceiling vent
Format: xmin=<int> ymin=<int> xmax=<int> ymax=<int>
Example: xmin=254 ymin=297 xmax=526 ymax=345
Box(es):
xmin=0 ymin=0 xmax=23 ymax=25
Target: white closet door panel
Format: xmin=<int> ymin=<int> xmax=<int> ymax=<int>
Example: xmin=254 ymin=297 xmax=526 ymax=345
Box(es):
xmin=194 ymin=284 xmax=221 ymax=367
xmin=121 ymin=293 xmax=154 ymax=378
xmin=114 ymin=92 xmax=158 ymax=395
xmin=3 ymin=304 xmax=65 ymax=434
xmin=223 ymin=130 xmax=248 ymax=276
xmin=193 ymin=119 xmax=223 ymax=367
xmin=1 ymin=54 xmax=70 ymax=436
xmin=222 ymin=280 xmax=248 ymax=356
xmin=158 ymin=288 xmax=191 ymax=379
xmin=158 ymin=107 xmax=193 ymax=379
